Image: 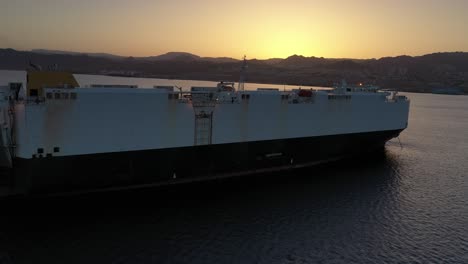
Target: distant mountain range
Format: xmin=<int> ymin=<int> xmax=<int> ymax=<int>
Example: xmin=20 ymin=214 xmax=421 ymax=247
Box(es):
xmin=31 ymin=49 xmax=125 ymax=60
xmin=31 ymin=49 xmax=239 ymax=63
xmin=1 ymin=48 xmax=467 ymax=94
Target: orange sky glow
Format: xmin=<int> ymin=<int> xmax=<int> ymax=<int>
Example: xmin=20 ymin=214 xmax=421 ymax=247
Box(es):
xmin=1 ymin=0 xmax=467 ymax=59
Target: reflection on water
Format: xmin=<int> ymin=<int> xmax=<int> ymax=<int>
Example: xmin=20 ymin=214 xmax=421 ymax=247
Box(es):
xmin=0 ymin=71 xmax=467 ymax=263
xmin=2 ymin=147 xmax=465 ymax=264
xmin=1 ymin=151 xmax=404 ymax=263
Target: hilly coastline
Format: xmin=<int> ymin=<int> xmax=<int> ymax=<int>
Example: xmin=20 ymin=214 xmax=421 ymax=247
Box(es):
xmin=1 ymin=48 xmax=467 ymax=94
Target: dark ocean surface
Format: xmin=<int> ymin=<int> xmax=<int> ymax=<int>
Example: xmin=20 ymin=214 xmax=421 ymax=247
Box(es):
xmin=0 ymin=72 xmax=467 ymax=263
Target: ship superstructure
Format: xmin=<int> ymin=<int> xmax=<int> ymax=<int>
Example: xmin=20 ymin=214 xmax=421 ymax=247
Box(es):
xmin=0 ymin=64 xmax=409 ymax=195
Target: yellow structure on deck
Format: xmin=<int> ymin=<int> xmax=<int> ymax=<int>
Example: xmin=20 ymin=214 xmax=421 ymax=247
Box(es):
xmin=27 ymin=71 xmax=79 ymax=97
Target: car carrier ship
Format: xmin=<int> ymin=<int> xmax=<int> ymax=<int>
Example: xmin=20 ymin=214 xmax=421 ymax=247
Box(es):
xmin=0 ymin=60 xmax=410 ymax=196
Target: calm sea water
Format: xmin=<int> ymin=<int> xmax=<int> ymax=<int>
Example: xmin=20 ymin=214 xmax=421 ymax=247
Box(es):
xmin=0 ymin=71 xmax=467 ymax=263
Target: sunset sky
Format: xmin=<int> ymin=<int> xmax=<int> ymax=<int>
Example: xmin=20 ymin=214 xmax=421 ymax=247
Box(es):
xmin=1 ymin=0 xmax=467 ymax=59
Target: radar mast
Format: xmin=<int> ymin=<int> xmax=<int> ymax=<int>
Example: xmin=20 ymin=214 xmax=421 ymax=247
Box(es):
xmin=238 ymin=55 xmax=247 ymax=91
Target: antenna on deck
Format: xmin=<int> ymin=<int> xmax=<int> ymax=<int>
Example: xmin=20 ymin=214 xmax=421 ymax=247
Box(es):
xmin=29 ymin=60 xmax=42 ymax=71
xmin=238 ymin=55 xmax=247 ymax=91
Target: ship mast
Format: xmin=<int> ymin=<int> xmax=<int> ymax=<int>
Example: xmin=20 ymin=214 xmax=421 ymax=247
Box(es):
xmin=238 ymin=55 xmax=247 ymax=91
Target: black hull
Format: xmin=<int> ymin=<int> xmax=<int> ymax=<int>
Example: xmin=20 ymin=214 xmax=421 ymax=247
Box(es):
xmin=6 ymin=129 xmax=402 ymax=195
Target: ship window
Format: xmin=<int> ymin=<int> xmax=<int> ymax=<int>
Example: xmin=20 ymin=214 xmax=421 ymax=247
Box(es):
xmin=37 ymin=148 xmax=44 ymax=154
xmin=61 ymin=93 xmax=69 ymax=99
xmin=70 ymin=93 xmax=77 ymax=100
xmin=53 ymin=147 xmax=60 ymax=153
xmin=54 ymin=93 xmax=61 ymax=99
xmin=46 ymin=93 xmax=53 ymax=99
xmin=168 ymin=94 xmax=178 ymax=100
xmin=30 ymin=89 xmax=38 ymax=96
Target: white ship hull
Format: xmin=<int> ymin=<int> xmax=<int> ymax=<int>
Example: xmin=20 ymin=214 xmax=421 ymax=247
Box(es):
xmin=0 ymin=72 xmax=410 ymax=195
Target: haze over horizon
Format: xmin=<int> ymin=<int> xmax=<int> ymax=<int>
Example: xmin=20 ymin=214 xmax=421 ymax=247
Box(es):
xmin=1 ymin=0 xmax=467 ymax=59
